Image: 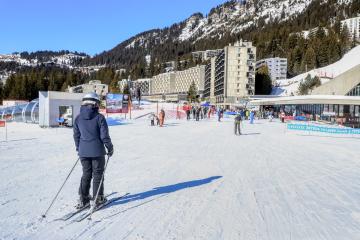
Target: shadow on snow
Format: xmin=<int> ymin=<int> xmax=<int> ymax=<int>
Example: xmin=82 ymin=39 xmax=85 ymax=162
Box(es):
xmin=105 ymin=176 xmax=222 ymax=210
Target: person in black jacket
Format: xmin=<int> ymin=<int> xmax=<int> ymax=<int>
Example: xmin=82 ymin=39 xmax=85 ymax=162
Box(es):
xmin=234 ymin=112 xmax=242 ymax=135
xmin=73 ymin=92 xmax=114 ymax=208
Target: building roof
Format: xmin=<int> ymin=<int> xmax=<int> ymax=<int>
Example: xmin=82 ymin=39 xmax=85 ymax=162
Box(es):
xmin=311 ymin=64 xmax=360 ymax=96
xmin=250 ymin=95 xmax=360 ymax=106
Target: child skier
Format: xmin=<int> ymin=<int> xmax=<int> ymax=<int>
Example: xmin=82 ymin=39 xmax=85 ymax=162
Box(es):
xmin=149 ymin=113 xmax=156 ymax=126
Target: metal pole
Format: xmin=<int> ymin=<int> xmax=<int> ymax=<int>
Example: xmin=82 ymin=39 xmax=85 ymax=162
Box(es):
xmin=157 ymin=101 xmax=159 ymax=115
xmin=129 ymin=100 xmax=132 ymax=120
xmin=88 ymin=155 xmax=111 ymax=220
xmin=5 ymin=120 xmax=7 ymax=142
xmin=41 ymin=158 xmax=80 ymax=218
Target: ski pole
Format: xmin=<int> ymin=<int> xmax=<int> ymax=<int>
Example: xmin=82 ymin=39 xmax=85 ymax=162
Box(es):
xmin=88 ymin=155 xmax=111 ymax=220
xmin=42 ymin=158 xmax=80 ymax=218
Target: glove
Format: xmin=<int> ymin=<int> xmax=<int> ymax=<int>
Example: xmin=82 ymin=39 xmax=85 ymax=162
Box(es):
xmin=107 ymin=148 xmax=114 ymax=157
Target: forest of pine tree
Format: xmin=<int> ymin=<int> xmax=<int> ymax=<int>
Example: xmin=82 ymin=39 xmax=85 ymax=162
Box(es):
xmin=187 ymin=81 xmax=198 ymax=102
xmin=255 ymin=66 xmax=272 ymax=95
xmin=1 ymin=66 xmax=128 ymax=101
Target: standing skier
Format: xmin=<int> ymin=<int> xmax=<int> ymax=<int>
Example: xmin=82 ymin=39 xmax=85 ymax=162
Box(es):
xmin=73 ymin=92 xmax=114 ymax=209
xmin=159 ymin=109 xmax=165 ymax=127
xmin=234 ymin=112 xmax=242 ymax=135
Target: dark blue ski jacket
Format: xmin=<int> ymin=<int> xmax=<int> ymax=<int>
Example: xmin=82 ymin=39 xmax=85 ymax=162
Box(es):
xmin=73 ymin=105 xmax=113 ymax=157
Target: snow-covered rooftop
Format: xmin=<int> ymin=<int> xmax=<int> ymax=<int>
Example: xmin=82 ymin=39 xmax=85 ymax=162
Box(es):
xmin=272 ymin=45 xmax=360 ymax=96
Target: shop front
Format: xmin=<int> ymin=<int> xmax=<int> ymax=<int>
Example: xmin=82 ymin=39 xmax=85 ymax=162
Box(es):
xmin=251 ymin=95 xmax=360 ymax=128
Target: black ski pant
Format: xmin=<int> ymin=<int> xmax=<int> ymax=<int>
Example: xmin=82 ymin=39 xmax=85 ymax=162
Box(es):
xmin=79 ymin=156 xmax=105 ymax=198
xmin=234 ymin=121 xmax=241 ymax=135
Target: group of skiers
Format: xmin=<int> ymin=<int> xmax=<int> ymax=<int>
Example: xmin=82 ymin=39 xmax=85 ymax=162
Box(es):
xmin=183 ymin=104 xmax=216 ymax=121
xmin=148 ymin=109 xmax=165 ymax=127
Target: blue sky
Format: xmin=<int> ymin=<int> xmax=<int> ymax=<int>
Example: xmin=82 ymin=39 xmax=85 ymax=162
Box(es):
xmin=0 ymin=0 xmax=227 ymax=55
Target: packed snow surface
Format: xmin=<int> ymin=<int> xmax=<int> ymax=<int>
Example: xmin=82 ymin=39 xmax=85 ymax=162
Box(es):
xmin=1 ymin=112 xmax=360 ymax=239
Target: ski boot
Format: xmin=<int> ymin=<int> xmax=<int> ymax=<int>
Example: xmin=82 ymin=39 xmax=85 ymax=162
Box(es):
xmin=75 ymin=195 xmax=91 ymax=209
xmin=89 ymin=195 xmax=108 ymax=209
xmin=95 ymin=195 xmax=107 ymax=206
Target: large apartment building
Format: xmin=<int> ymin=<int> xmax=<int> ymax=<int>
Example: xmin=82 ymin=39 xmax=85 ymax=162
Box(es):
xmin=204 ymin=58 xmax=216 ymax=103
xmin=68 ymin=80 xmax=108 ymax=97
xmin=256 ymin=57 xmax=287 ymax=82
xmin=174 ymin=65 xmax=205 ymax=95
xmin=341 ymin=16 xmax=360 ymax=40
xmin=118 ymin=79 xmax=132 ymax=93
xmin=192 ymin=49 xmax=223 ymax=62
xmin=150 ymin=72 xmax=176 ymax=96
xmin=146 ymin=66 xmax=205 ymax=101
xmin=133 ymin=78 xmax=151 ymax=96
xmin=204 ymin=40 xmax=256 ymax=106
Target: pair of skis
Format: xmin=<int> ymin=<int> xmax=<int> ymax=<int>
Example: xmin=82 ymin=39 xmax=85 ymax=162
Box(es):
xmin=55 ymin=192 xmax=129 ymax=222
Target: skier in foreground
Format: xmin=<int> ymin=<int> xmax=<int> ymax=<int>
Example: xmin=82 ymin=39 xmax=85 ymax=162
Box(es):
xmin=73 ymin=92 xmax=114 ymax=209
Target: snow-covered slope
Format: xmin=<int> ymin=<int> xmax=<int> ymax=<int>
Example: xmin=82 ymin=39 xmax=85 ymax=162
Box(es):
xmin=1 ymin=115 xmax=360 ymax=239
xmin=272 ymin=45 xmax=360 ymax=96
xmin=125 ymin=0 xmax=317 ymax=49
xmin=0 ymin=53 xmax=86 ymax=68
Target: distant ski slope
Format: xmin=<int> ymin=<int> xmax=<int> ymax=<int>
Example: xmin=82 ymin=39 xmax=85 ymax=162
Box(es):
xmin=272 ymin=45 xmax=360 ymax=96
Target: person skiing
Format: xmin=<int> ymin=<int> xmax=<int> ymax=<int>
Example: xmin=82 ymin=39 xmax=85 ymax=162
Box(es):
xmin=184 ymin=104 xmax=191 ymax=120
xmin=73 ymin=92 xmax=114 ymax=209
xmin=217 ymin=108 xmax=223 ymax=122
xmin=159 ymin=109 xmax=165 ymax=127
xmin=192 ymin=106 xmax=196 ymax=119
xmin=234 ymin=112 xmax=242 ymax=135
xmin=195 ymin=106 xmax=201 ymax=121
xmin=249 ymin=110 xmax=255 ymax=124
xmin=149 ymin=112 xmax=156 ymax=126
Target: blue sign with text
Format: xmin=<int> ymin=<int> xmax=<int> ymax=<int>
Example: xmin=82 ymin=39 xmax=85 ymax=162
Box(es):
xmin=287 ymin=123 xmax=360 ymax=135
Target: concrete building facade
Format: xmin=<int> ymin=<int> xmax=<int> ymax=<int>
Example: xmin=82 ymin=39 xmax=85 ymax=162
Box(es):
xmin=68 ymin=80 xmax=108 ymax=97
xmin=192 ymin=49 xmax=223 ymax=61
xmin=118 ymin=79 xmax=132 ymax=93
xmin=256 ymin=57 xmax=287 ymax=81
xmin=174 ymin=65 xmax=205 ymax=95
xmin=150 ymin=72 xmax=176 ymax=96
xmin=133 ymin=78 xmax=151 ymax=96
xmin=146 ymin=66 xmax=206 ymax=101
xmin=210 ymin=40 xmax=256 ymax=106
xmin=204 ymin=58 xmax=216 ymax=103
xmin=341 ymin=16 xmax=360 ymax=40
xmin=311 ymin=64 xmax=360 ymax=96
xmin=39 ymin=91 xmax=83 ymax=127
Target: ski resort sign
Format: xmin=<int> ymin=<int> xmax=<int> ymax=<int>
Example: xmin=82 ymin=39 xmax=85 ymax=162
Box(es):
xmin=106 ymin=94 xmax=129 ymax=114
xmin=287 ymin=123 xmax=360 ymax=135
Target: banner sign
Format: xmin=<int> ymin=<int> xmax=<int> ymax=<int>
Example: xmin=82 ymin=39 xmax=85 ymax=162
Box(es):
xmin=106 ymin=94 xmax=130 ymax=113
xmin=0 ymin=120 xmax=5 ymax=127
xmin=284 ymin=116 xmax=294 ymax=121
xmin=287 ymin=123 xmax=360 ymax=135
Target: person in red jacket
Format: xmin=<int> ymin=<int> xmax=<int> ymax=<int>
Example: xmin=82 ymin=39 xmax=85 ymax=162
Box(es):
xmin=159 ymin=109 xmax=165 ymax=127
